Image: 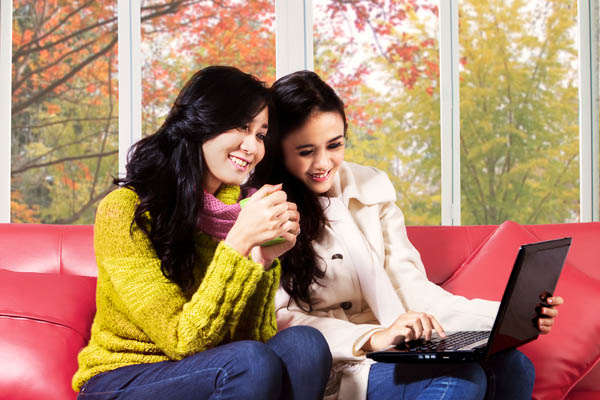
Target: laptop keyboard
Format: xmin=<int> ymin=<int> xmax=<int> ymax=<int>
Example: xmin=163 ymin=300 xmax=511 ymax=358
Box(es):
xmin=404 ymin=331 xmax=490 ymax=351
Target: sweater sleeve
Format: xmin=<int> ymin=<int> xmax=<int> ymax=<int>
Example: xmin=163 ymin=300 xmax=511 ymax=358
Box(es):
xmin=94 ymin=188 xmax=268 ymax=360
xmin=230 ymin=261 xmax=281 ymax=342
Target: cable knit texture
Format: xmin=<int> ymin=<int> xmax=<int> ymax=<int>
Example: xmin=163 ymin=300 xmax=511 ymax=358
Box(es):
xmin=72 ymin=185 xmax=280 ymax=391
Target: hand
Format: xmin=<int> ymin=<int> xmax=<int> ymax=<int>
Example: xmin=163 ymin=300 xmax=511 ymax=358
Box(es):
xmin=536 ymin=296 xmax=564 ymax=334
xmin=250 ymin=201 xmax=300 ymax=270
xmin=363 ymin=311 xmax=446 ymax=352
xmin=225 ymin=184 xmax=299 ymax=266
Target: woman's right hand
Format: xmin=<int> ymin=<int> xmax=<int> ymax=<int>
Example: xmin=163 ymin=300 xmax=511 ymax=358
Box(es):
xmin=225 ymin=184 xmax=298 ymax=259
xmin=363 ymin=311 xmax=447 ymax=352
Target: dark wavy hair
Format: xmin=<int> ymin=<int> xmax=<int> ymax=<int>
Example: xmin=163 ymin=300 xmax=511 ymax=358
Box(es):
xmin=115 ymin=66 xmax=272 ymax=290
xmin=247 ymin=70 xmax=348 ymax=310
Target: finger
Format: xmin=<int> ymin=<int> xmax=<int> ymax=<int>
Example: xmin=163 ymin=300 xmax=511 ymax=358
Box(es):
xmin=278 ymin=231 xmax=297 ymax=244
xmin=287 ymin=210 xmax=300 ymax=222
xmin=262 ymin=190 xmax=288 ymax=207
xmin=410 ymin=319 xmax=424 ymax=340
xmin=429 ymin=315 xmax=446 ymax=338
xmin=540 ymin=307 xmax=558 ymax=318
xmin=547 ymin=296 xmax=564 ymax=306
xmin=539 ymin=325 xmax=551 ymax=334
xmin=261 ymin=201 xmax=289 ymax=226
xmin=537 ymin=318 xmax=554 ymax=334
xmin=252 ymin=184 xmax=282 ymax=200
xmin=271 ymin=202 xmax=292 ymax=221
xmin=403 ymin=325 xmax=416 ymax=342
xmin=419 ymin=314 xmax=434 ymax=341
xmin=286 ymin=201 xmax=298 ymax=211
xmin=279 ymin=220 xmax=299 ymax=235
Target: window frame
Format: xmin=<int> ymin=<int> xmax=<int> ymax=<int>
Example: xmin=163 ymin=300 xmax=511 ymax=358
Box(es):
xmin=118 ymin=0 xmax=142 ymax=178
xmin=579 ymin=0 xmax=600 ymax=221
xmin=0 ymin=0 xmax=12 ymax=223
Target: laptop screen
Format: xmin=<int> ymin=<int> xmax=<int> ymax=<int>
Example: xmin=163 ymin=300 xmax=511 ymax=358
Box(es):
xmin=486 ymin=238 xmax=571 ymax=358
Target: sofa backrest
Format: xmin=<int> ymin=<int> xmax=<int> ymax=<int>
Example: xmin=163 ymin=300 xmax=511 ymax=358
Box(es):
xmin=1 ymin=221 xmax=597 ymax=283
xmin=406 ymin=222 xmax=600 ymax=284
xmin=0 ymin=223 xmax=97 ymax=277
xmin=405 ymin=225 xmax=497 ymax=284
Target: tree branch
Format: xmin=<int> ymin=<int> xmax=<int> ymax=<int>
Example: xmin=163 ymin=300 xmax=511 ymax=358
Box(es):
xmin=52 ymin=184 xmax=114 ymax=224
xmin=11 ymin=150 xmax=118 ymax=175
xmin=12 ymin=35 xmax=118 ymax=115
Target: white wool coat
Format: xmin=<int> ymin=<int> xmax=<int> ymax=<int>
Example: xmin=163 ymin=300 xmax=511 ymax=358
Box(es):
xmin=275 ymin=162 xmax=500 ymax=400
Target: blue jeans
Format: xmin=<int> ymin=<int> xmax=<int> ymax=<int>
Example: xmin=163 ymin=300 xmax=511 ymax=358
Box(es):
xmin=78 ymin=325 xmax=332 ymax=400
xmin=480 ymin=349 xmax=535 ymax=400
xmin=367 ymin=349 xmax=534 ymax=400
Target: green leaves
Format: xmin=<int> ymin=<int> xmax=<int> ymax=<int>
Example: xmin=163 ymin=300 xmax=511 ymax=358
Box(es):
xmin=316 ymin=0 xmax=578 ymax=225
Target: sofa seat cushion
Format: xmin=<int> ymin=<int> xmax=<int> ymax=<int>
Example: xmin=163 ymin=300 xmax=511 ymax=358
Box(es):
xmin=441 ymin=221 xmax=600 ymax=400
xmin=0 ymin=269 xmax=96 ymax=400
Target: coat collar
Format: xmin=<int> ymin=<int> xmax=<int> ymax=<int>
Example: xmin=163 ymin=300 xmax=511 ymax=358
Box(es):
xmin=327 ymin=162 xmax=396 ymax=206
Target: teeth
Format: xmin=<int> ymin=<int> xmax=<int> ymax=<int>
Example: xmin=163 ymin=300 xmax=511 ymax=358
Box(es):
xmin=311 ymin=172 xmax=328 ymax=179
xmin=230 ymin=156 xmax=248 ymax=167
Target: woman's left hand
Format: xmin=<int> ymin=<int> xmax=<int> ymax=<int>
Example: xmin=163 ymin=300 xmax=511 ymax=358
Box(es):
xmin=537 ymin=296 xmax=564 ymax=334
xmin=250 ymin=201 xmax=300 ymax=270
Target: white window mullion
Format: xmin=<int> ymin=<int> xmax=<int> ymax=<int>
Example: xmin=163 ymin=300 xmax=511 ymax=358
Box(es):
xmin=0 ymin=0 xmax=12 ymax=223
xmin=439 ymin=0 xmax=461 ymax=225
xmin=276 ymin=0 xmax=313 ymax=79
xmin=118 ymin=0 xmax=142 ymax=177
xmin=578 ymin=0 xmax=600 ymax=222
xmin=594 ymin=0 xmax=600 ymax=221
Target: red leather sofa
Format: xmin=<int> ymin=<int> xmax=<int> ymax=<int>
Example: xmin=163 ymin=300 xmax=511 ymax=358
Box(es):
xmin=1 ymin=221 xmax=599 ymax=400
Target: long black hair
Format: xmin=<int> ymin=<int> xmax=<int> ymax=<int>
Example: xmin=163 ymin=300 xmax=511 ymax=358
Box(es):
xmin=116 ymin=66 xmax=272 ymax=290
xmin=248 ymin=70 xmax=348 ymax=309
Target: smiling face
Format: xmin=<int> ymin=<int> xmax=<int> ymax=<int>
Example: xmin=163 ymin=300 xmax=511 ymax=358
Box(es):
xmin=281 ymin=111 xmax=345 ymax=194
xmin=202 ymin=107 xmax=269 ymax=194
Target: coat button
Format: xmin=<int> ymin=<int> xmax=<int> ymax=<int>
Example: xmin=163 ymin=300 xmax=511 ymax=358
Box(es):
xmin=340 ymin=301 xmax=352 ymax=310
xmin=332 ymin=253 xmax=343 ymax=260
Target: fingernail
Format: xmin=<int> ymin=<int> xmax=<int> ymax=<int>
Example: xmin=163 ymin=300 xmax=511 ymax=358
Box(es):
xmin=548 ymin=298 xmax=553 ymax=304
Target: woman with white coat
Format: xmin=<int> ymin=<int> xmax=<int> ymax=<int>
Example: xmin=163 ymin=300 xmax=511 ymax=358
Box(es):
xmin=248 ymin=70 xmax=563 ymax=400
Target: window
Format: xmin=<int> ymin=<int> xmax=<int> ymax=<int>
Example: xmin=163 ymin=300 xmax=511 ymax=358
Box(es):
xmin=2 ymin=0 xmax=598 ymax=224
xmin=11 ymin=0 xmax=118 ymax=224
xmin=141 ymin=0 xmax=275 ymax=137
xmin=313 ymin=0 xmax=442 ymax=225
xmin=459 ymin=0 xmax=580 ymax=224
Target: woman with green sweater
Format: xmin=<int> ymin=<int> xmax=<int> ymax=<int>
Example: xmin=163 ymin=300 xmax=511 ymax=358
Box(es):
xmin=72 ymin=66 xmax=332 ymax=399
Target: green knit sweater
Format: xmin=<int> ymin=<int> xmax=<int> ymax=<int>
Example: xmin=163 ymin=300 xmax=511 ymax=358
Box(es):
xmin=72 ymin=186 xmax=280 ymax=391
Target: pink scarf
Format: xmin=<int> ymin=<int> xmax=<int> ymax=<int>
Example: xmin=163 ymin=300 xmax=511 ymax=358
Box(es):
xmin=198 ymin=185 xmax=243 ymax=240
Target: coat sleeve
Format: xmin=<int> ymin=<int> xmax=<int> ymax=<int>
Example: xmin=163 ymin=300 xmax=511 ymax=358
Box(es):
xmin=275 ymin=290 xmax=384 ymax=362
xmin=377 ymin=199 xmax=499 ymax=331
xmin=95 ymin=188 xmax=275 ymax=360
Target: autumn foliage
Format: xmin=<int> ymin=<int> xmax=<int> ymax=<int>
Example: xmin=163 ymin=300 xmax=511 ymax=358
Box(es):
xmin=11 ymin=0 xmax=275 ymax=223
xmin=10 ymin=0 xmax=580 ymax=225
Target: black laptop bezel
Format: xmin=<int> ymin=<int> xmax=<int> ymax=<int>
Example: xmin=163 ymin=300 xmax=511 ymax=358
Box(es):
xmin=482 ymin=237 xmax=571 ymax=361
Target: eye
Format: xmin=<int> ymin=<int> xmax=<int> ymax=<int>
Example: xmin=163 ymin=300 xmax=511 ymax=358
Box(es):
xmin=299 ymin=150 xmax=313 ymax=156
xmin=238 ymin=124 xmax=250 ymax=132
xmin=328 ymin=142 xmax=344 ymax=150
xmin=256 ymin=133 xmax=267 ymax=141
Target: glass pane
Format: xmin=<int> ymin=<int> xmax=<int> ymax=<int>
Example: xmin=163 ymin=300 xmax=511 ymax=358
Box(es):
xmin=459 ymin=0 xmax=580 ymax=224
xmin=314 ymin=0 xmax=441 ymax=225
xmin=141 ymin=0 xmax=276 ymax=137
xmin=11 ymin=0 xmax=118 ymax=224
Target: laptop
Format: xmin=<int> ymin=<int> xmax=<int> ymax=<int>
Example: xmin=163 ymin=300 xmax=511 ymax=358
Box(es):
xmin=366 ymin=237 xmax=571 ymax=363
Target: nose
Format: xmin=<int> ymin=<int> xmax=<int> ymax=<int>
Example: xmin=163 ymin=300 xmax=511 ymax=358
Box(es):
xmin=240 ymin=134 xmax=258 ymax=154
xmin=313 ymin=149 xmax=332 ymax=171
